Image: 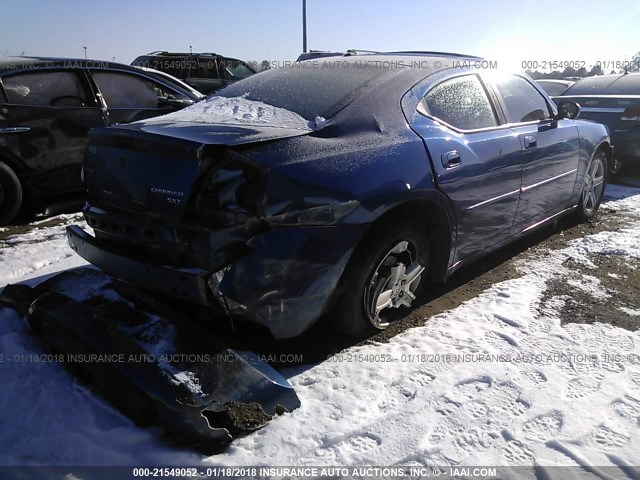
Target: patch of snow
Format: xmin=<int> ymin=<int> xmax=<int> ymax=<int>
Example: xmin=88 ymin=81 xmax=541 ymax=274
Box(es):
xmin=0 ymin=214 xmax=88 ymax=286
xmin=171 ymin=371 xmax=204 ymax=396
xmin=141 ymin=95 xmax=313 ymax=131
xmin=619 ymin=307 xmax=640 ymax=317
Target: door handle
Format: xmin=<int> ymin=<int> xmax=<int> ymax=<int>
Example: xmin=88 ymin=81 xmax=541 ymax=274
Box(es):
xmin=524 ymin=136 xmax=537 ymax=149
xmin=441 ymin=150 xmax=461 ymax=169
xmin=0 ymin=127 xmax=31 ymax=134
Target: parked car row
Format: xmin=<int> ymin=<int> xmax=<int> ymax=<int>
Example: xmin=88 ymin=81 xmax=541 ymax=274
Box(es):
xmin=555 ymin=73 xmax=640 ymax=173
xmin=64 ymin=53 xmax=612 ymax=338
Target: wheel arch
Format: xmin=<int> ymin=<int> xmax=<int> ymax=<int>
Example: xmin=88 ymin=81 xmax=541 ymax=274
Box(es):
xmin=0 ymin=148 xmax=29 ymax=183
xmin=349 ymin=196 xmax=455 ymax=283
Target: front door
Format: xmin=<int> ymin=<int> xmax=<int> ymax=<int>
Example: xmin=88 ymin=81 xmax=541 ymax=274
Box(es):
xmin=488 ymin=74 xmax=580 ymax=227
xmin=410 ymin=73 xmax=524 ymax=260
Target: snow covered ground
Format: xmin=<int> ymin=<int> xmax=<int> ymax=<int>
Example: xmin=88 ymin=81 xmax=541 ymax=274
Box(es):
xmin=1 ymin=186 xmax=639 ymax=475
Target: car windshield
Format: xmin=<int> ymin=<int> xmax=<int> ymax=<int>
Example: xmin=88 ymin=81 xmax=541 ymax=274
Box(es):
xmin=538 ymin=81 xmax=572 ymax=96
xmin=214 ymin=64 xmax=392 ymax=120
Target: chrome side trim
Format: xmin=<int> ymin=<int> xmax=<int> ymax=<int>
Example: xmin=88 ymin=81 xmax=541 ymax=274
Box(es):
xmin=0 ymin=127 xmax=31 ymax=134
xmin=580 ymin=107 xmax=626 ymax=113
xmin=466 ymin=169 xmax=578 ymax=212
xmin=466 ymin=189 xmax=520 ymax=211
xmin=521 ymin=169 xmax=577 ymax=193
xmin=521 ymin=206 xmax=576 ymax=233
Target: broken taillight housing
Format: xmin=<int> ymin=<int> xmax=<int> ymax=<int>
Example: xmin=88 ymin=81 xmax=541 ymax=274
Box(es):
xmin=191 ymin=155 xmax=267 ymax=224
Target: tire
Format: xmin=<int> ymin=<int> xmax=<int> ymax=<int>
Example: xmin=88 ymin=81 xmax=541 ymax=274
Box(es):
xmin=575 ymin=151 xmax=607 ymax=222
xmin=0 ymin=162 xmax=22 ymax=226
xmin=330 ymin=222 xmax=430 ymax=337
xmin=609 ymin=155 xmax=622 ymax=175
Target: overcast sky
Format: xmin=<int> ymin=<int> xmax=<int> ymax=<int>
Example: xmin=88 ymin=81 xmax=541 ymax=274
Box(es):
xmin=1 ymin=0 xmax=638 ymax=71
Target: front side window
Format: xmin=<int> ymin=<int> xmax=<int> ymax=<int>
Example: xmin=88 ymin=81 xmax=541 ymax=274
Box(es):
xmin=422 ymin=75 xmax=498 ymax=130
xmin=3 ymin=71 xmax=88 ymax=106
xmin=93 ymin=71 xmax=185 ymax=108
xmin=220 ymin=59 xmax=254 ymax=80
xmin=494 ymin=75 xmax=551 ymax=123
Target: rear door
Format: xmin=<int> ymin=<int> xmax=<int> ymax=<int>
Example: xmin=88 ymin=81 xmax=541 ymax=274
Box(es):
xmin=409 ymin=73 xmax=524 ymax=260
xmin=488 ymin=74 xmax=580 ymax=226
xmin=0 ymin=69 xmax=105 ymax=195
xmin=90 ymin=70 xmax=193 ymax=125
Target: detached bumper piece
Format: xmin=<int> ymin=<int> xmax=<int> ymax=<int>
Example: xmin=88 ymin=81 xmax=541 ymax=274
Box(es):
xmin=0 ymin=268 xmax=300 ymax=450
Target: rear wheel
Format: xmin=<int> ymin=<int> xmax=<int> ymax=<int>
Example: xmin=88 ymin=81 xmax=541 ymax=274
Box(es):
xmin=575 ymin=151 xmax=606 ymax=222
xmin=331 ymin=223 xmax=430 ymax=337
xmin=0 ymin=162 xmax=22 ymax=226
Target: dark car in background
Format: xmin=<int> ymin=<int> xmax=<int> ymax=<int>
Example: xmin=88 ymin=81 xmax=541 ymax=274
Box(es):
xmin=0 ymin=57 xmax=203 ymax=225
xmin=535 ymin=79 xmax=575 ymax=96
xmin=67 ymin=54 xmax=611 ymax=340
xmin=558 ymin=73 xmax=640 ymax=172
xmin=131 ymin=52 xmax=256 ymax=95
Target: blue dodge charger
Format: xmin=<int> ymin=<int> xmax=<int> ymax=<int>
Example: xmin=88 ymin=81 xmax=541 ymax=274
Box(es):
xmin=67 ymin=53 xmax=611 ymax=338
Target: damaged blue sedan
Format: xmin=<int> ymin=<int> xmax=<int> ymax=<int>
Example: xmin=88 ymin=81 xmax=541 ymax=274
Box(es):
xmin=67 ymin=53 xmax=612 ymax=338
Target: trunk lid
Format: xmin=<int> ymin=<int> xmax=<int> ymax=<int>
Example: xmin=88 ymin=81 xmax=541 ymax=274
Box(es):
xmin=84 ymin=122 xmax=311 ymax=220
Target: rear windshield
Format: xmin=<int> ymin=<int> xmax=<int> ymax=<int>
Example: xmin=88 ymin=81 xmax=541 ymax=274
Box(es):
xmin=563 ymin=75 xmax=640 ymax=95
xmin=215 ymin=64 xmax=392 ymax=120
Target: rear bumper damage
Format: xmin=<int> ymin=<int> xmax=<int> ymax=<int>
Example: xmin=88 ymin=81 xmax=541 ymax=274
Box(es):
xmin=0 ymin=268 xmax=301 ymax=448
xmin=67 ymin=213 xmax=365 ymax=339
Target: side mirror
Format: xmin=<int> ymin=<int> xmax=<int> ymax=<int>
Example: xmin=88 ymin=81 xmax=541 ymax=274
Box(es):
xmin=555 ymin=100 xmax=581 ymax=120
xmin=159 ymin=95 xmax=194 ymax=108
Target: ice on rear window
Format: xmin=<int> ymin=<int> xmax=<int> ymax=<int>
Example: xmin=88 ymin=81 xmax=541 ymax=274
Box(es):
xmin=141 ymin=95 xmax=312 ymax=130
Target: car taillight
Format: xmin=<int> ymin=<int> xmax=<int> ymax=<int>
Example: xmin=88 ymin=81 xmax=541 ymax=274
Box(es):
xmin=621 ymin=106 xmax=640 ymax=121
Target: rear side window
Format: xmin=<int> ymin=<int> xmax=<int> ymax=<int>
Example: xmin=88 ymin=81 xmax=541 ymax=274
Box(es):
xmin=197 ymin=58 xmax=220 ymax=79
xmin=494 ymin=75 xmax=551 ymax=123
xmin=93 ymin=71 xmax=162 ymax=108
xmin=3 ymin=71 xmax=88 ymax=106
xmin=422 ymin=75 xmax=498 ymax=130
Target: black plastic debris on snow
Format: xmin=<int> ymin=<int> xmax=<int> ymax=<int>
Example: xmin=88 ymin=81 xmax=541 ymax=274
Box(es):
xmin=0 ymin=267 xmax=300 ymax=452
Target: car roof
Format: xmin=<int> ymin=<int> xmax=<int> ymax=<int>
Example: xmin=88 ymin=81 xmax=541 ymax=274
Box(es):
xmin=562 ymin=72 xmax=640 ymax=96
xmin=135 ymin=51 xmax=244 ymax=61
xmin=296 ymin=52 xmax=482 ymax=68
xmin=536 ymin=79 xmax=575 ymax=85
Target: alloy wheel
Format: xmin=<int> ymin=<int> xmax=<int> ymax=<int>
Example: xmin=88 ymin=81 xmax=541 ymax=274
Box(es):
xmin=364 ymin=240 xmax=425 ymax=329
xmin=582 ymin=157 xmax=605 ymax=215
